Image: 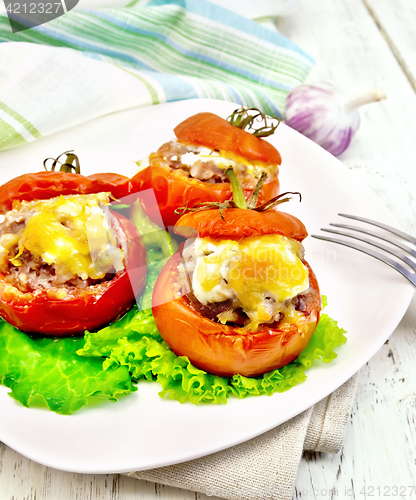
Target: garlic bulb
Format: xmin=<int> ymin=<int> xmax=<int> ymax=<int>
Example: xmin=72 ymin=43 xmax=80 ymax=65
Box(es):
xmin=285 ymin=83 xmax=387 ymax=156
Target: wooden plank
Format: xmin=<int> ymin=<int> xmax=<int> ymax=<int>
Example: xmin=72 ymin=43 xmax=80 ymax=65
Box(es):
xmin=295 ymin=296 xmax=416 ymax=498
xmin=276 ymin=0 xmax=416 ymax=495
xmin=364 ymin=0 xmax=416 ymax=92
xmin=0 ymin=445 xmax=210 ymax=500
xmin=275 ymin=0 xmax=416 ymax=235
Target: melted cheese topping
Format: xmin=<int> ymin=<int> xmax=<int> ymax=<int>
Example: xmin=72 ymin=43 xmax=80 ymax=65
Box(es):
xmin=191 ymin=235 xmax=309 ymax=330
xmin=10 ymin=194 xmax=124 ymax=281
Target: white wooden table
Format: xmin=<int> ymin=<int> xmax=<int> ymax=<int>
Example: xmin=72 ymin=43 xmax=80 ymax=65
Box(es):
xmin=1 ymin=0 xmax=416 ymax=498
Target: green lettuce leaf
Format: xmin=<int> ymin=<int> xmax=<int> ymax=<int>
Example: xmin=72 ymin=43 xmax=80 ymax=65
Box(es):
xmin=102 ymin=335 xmax=230 ymax=404
xmin=78 ymin=285 xmax=347 ymax=405
xmin=0 ymin=319 xmax=136 ymax=414
xmin=78 ymin=306 xmax=161 ymax=358
xmin=138 ymin=260 xmax=167 ymax=311
xmin=297 ymin=313 xmax=347 ymax=367
xmin=77 ymin=259 xmax=165 ymax=359
xmin=130 ymin=199 xmax=179 ymax=263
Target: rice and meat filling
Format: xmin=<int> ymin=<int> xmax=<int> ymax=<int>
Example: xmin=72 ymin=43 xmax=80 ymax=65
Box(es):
xmin=0 ymin=194 xmax=125 ymax=293
xmin=149 ymin=140 xmax=278 ymax=189
xmin=176 ymin=236 xmax=318 ymax=331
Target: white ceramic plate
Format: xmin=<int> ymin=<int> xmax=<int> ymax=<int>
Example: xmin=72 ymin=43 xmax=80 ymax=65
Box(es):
xmin=0 ymin=99 xmax=413 ymax=474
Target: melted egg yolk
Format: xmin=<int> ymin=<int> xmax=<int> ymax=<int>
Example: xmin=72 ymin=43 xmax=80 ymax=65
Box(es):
xmin=11 ymin=194 xmax=124 ymax=281
xmin=192 ymin=235 xmax=309 ymax=330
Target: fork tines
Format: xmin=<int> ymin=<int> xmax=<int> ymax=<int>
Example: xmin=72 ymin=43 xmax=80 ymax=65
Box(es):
xmin=312 ymin=214 xmax=416 ymax=287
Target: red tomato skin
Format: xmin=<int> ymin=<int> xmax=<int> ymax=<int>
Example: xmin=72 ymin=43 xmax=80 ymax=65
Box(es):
xmin=152 ymin=252 xmax=321 ymax=377
xmin=174 ymin=112 xmax=282 ymax=165
xmin=175 ymin=208 xmax=308 ymax=241
xmin=86 ymin=172 xmax=131 ymax=199
xmin=0 ymin=211 xmax=146 ymax=336
xmin=0 ymin=171 xmax=130 ymax=214
xmin=130 ymin=166 xmax=279 ymax=228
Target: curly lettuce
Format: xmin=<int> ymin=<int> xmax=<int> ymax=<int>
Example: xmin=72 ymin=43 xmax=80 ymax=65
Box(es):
xmin=78 ymin=308 xmax=346 ymax=405
xmin=0 ymin=320 xmax=136 ymax=414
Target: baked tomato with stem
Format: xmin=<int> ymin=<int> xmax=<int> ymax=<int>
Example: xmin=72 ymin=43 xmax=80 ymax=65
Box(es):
xmin=152 ymin=170 xmax=322 ymax=377
xmin=0 ymin=151 xmax=130 ymax=214
xmin=0 ymin=152 xmax=147 ymax=336
xmin=130 ymin=108 xmax=281 ymax=228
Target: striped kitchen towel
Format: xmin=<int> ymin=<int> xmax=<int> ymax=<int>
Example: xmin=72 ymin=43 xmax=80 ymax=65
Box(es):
xmin=0 ymin=0 xmax=314 ymax=151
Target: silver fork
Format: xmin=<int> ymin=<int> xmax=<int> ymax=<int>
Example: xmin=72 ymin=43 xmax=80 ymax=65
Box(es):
xmin=312 ymin=214 xmax=416 ymax=287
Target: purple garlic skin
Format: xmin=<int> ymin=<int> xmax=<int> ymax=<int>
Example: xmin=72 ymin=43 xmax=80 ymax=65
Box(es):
xmin=285 ymin=84 xmax=386 ymax=156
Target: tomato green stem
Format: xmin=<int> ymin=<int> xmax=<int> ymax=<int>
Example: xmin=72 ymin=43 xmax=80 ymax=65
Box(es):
xmin=44 ymin=151 xmax=81 ymax=174
xmin=226 ymin=107 xmax=280 ymax=137
xmin=254 ymin=191 xmax=301 ymax=212
xmin=246 ymin=172 xmax=267 ymax=209
xmin=225 ymin=167 xmax=247 ymax=209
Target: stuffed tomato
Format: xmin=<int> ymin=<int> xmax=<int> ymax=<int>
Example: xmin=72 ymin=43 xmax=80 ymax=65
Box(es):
xmin=152 ymin=205 xmax=321 ymax=378
xmin=0 ymin=168 xmax=146 ymax=336
xmin=131 ymin=109 xmax=281 ymax=227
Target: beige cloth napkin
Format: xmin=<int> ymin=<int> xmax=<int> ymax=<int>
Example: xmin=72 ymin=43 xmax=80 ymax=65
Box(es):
xmin=126 ymin=373 xmax=359 ymax=500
